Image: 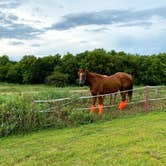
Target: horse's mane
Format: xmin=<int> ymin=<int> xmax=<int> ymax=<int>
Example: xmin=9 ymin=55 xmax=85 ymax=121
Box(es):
xmin=87 ymin=71 xmax=108 ymax=79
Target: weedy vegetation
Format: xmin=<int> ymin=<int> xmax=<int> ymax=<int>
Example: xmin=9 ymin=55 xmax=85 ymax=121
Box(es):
xmin=0 ymin=111 xmax=166 ymax=165
xmin=0 ymin=84 xmax=166 ymax=137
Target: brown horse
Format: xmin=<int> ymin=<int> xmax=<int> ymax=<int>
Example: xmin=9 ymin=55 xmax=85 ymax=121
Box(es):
xmin=78 ymin=69 xmax=133 ymax=115
xmin=110 ymin=72 xmax=133 ymax=104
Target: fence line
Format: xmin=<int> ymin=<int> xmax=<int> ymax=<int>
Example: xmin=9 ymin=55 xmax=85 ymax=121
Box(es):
xmin=33 ymin=86 xmax=165 ymax=103
xmin=33 ymin=86 xmax=147 ymax=103
xmin=75 ymin=96 xmax=166 ymax=111
xmin=33 ymin=86 xmax=166 ymax=113
xmin=0 ymin=91 xmax=40 ymax=95
xmin=79 ymin=87 xmax=146 ymax=99
xmin=149 ymin=97 xmax=166 ymax=101
xmin=34 ymin=97 xmax=71 ymax=103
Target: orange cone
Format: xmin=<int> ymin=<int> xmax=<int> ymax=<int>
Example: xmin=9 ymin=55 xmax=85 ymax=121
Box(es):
xmin=90 ymin=105 xmax=96 ymax=113
xmin=118 ymin=100 xmax=127 ymax=110
xmin=98 ymin=104 xmax=104 ymax=116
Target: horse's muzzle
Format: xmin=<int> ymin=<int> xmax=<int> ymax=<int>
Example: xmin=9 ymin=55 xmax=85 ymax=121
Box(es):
xmin=79 ymin=80 xmax=86 ymax=86
xmin=79 ymin=82 xmax=84 ymax=86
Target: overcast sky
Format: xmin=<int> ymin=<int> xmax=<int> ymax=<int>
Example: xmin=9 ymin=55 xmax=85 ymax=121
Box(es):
xmin=0 ymin=0 xmax=166 ymax=60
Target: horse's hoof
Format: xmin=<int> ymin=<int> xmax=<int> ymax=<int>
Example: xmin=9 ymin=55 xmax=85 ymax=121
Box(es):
xmin=90 ymin=105 xmax=96 ymax=113
xmin=118 ymin=100 xmax=127 ymax=110
xmin=98 ymin=109 xmax=104 ymax=116
xmin=98 ymin=104 xmax=104 ymax=116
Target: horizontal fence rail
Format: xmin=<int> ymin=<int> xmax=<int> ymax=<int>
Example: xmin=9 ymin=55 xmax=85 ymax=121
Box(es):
xmin=33 ymin=86 xmax=166 ymax=113
xmin=0 ymin=85 xmax=165 ymax=137
xmin=34 ymin=97 xmax=71 ymax=103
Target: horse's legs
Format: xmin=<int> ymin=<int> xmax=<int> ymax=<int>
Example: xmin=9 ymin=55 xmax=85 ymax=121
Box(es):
xmin=90 ymin=95 xmax=97 ymax=113
xmin=110 ymin=94 xmax=113 ymax=105
xmin=128 ymin=89 xmax=133 ymax=102
xmin=113 ymin=93 xmax=117 ymax=104
xmin=118 ymin=90 xmax=127 ymax=110
xmin=110 ymin=93 xmax=117 ymax=105
xmin=120 ymin=90 xmax=126 ymax=101
xmin=98 ymin=96 xmax=104 ymax=116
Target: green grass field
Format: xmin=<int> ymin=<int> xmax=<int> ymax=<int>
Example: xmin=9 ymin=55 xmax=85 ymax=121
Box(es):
xmin=0 ymin=111 xmax=166 ymax=166
xmin=0 ymin=83 xmax=166 ymax=136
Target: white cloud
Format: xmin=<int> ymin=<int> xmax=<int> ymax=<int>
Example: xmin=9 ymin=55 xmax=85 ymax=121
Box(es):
xmin=0 ymin=0 xmax=166 ymax=60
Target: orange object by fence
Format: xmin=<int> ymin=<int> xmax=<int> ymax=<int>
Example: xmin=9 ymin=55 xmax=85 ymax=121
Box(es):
xmin=118 ymin=100 xmax=127 ymax=110
xmin=98 ymin=104 xmax=104 ymax=116
xmin=90 ymin=105 xmax=96 ymax=113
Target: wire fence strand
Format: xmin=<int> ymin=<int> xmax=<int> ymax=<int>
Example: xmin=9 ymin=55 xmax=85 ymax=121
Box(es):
xmin=33 ymin=86 xmax=166 ymax=113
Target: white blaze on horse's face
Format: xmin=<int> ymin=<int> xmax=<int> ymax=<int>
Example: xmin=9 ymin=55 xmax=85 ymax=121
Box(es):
xmin=79 ymin=72 xmax=83 ymax=81
xmin=79 ymin=71 xmax=86 ymax=86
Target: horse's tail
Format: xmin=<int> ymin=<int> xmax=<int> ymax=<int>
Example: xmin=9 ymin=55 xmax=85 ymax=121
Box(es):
xmin=128 ymin=85 xmax=133 ymax=101
xmin=128 ymin=76 xmax=133 ymax=101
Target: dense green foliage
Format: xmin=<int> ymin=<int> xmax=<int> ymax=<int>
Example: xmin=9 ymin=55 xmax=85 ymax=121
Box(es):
xmin=0 ymin=111 xmax=166 ymax=165
xmin=0 ymin=94 xmax=93 ymax=137
xmin=0 ymin=85 xmax=92 ymax=137
xmin=0 ymin=49 xmax=166 ymax=86
xmin=0 ymin=84 xmax=166 ymax=137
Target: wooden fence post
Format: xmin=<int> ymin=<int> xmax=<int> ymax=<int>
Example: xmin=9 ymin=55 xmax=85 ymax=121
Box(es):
xmin=146 ymin=86 xmax=149 ymax=113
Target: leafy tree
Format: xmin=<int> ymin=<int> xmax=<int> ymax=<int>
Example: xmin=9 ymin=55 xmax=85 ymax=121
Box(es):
xmin=79 ymin=49 xmax=111 ymax=74
xmin=0 ymin=55 xmax=10 ymax=65
xmin=18 ymin=55 xmax=37 ymax=83
xmin=46 ymin=71 xmax=69 ymax=87
xmin=0 ymin=50 xmax=165 ymax=85
xmin=0 ymin=55 xmax=14 ymax=82
xmin=0 ymin=65 xmax=9 ymax=82
xmin=31 ymin=55 xmax=61 ymax=84
xmin=61 ymin=53 xmax=78 ymax=85
xmin=6 ymin=63 xmax=22 ymax=83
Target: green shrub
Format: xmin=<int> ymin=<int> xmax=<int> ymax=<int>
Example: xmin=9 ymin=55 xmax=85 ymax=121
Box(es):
xmin=46 ymin=72 xmax=69 ymax=87
xmin=0 ymin=85 xmax=165 ymax=137
xmin=68 ymin=110 xmax=94 ymax=126
xmin=0 ymin=94 xmax=71 ymax=137
xmin=0 ymin=95 xmax=31 ymax=136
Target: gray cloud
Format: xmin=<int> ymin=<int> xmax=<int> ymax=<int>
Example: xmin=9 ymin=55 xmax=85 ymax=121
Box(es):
xmin=85 ymin=27 xmax=110 ymax=32
xmin=117 ymin=31 xmax=166 ymax=55
xmin=79 ymin=40 xmax=88 ymax=44
xmin=0 ymin=1 xmax=35 ymax=40
xmin=7 ymin=15 xmax=18 ymax=21
xmin=49 ymin=7 xmax=166 ymax=30
xmin=0 ymin=23 xmax=42 ymax=39
xmin=9 ymin=41 xmax=24 ymax=45
xmin=0 ymin=11 xmax=43 ymax=40
xmin=0 ymin=11 xmax=18 ymax=26
xmin=0 ymin=0 xmax=23 ymax=9
xmin=0 ymin=11 xmax=5 ymax=20
xmin=31 ymin=44 xmax=41 ymax=47
xmin=118 ymin=21 xmax=153 ymax=28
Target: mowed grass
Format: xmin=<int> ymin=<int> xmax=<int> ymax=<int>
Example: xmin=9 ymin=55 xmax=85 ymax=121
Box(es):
xmin=0 ymin=111 xmax=166 ymax=166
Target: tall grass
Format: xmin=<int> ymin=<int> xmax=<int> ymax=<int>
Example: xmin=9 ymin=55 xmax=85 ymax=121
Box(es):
xmin=0 ymin=111 xmax=166 ymax=166
xmin=0 ymin=84 xmax=166 ymax=137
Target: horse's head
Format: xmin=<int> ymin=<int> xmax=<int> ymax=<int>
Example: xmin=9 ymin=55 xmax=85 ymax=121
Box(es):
xmin=78 ymin=69 xmax=87 ymax=86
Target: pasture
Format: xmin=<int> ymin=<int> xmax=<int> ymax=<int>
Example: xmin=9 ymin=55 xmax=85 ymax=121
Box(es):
xmin=0 ymin=111 xmax=166 ymax=165
xmin=0 ymin=83 xmax=166 ymax=137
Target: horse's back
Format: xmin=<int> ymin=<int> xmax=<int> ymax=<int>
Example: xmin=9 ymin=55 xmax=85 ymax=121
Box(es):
xmin=99 ymin=76 xmax=121 ymax=94
xmin=114 ymin=72 xmax=132 ymax=79
xmin=114 ymin=72 xmax=133 ymax=90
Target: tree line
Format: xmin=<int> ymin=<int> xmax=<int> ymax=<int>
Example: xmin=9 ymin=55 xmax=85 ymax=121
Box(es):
xmin=0 ymin=49 xmax=166 ymax=86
